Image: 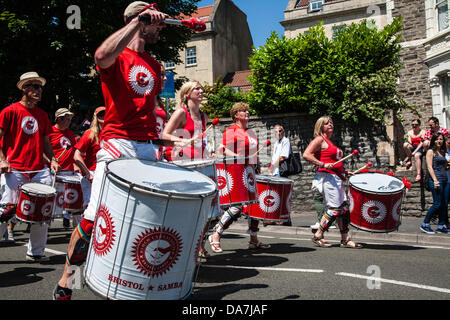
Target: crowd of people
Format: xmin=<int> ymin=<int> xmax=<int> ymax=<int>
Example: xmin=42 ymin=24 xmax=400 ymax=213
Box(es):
xmin=0 ymin=0 xmax=448 ymax=301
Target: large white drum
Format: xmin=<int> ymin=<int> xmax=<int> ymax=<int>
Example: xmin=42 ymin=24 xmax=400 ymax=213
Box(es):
xmin=173 ymin=159 xmax=221 ymax=220
xmin=83 ymin=159 xmax=217 ymax=300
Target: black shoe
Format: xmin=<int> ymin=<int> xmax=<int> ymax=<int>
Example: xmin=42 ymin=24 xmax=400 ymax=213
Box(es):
xmin=53 ymin=285 xmax=72 ymax=300
xmin=63 ymin=218 xmax=70 ymax=229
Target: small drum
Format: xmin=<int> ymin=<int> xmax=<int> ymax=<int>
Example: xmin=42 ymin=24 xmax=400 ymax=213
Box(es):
xmin=54 ymin=172 xmax=84 ymax=216
xmin=173 ymin=159 xmax=221 ymax=220
xmin=348 ymin=172 xmax=405 ymax=233
xmin=84 ymin=159 xmax=217 ymax=300
xmin=215 ymin=157 xmax=258 ymax=208
xmin=243 ymin=175 xmax=293 ymax=223
xmin=15 ymin=183 xmax=56 ymax=224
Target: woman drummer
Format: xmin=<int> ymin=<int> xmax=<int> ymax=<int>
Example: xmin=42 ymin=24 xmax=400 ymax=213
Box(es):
xmin=208 ymin=102 xmax=270 ymax=253
xmin=162 ymin=81 xmax=209 ymax=161
xmin=303 ymin=116 xmax=362 ymax=248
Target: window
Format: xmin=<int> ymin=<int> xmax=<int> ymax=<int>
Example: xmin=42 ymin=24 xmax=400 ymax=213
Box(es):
xmin=165 ymin=61 xmax=175 ymax=70
xmin=186 ymin=47 xmax=197 ymax=66
xmin=436 ymin=0 xmax=449 ymax=31
xmin=309 ymin=0 xmax=324 ymax=12
xmin=440 ymin=73 xmax=450 ymax=128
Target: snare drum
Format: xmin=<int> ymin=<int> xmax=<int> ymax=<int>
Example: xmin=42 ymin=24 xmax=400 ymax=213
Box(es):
xmin=243 ymin=175 xmax=293 ymax=222
xmin=173 ymin=159 xmax=221 ymax=219
xmin=348 ymin=172 xmax=405 ymax=233
xmin=15 ymin=183 xmax=56 ymax=224
xmin=84 ymin=159 xmax=217 ymax=300
xmin=54 ymin=172 xmax=84 ymax=216
xmin=215 ymin=157 xmax=258 ymax=208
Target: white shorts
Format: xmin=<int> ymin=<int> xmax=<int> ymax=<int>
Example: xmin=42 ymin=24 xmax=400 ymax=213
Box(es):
xmin=322 ymin=173 xmax=347 ymax=209
xmin=83 ymin=138 xmax=159 ymax=221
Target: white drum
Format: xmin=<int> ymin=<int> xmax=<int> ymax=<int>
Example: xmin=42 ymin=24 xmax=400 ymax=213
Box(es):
xmin=173 ymin=159 xmax=221 ymax=220
xmin=84 ymin=159 xmax=217 ymax=300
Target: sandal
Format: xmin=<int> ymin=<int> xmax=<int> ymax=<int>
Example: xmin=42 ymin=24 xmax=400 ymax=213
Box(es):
xmin=208 ymin=235 xmax=223 ymax=253
xmin=248 ymin=241 xmax=271 ymax=249
xmin=312 ymin=235 xmax=332 ymax=248
xmin=415 ymin=174 xmax=421 ymax=182
xmin=198 ymin=248 xmax=210 ymax=259
xmin=340 ymin=239 xmax=363 ymax=249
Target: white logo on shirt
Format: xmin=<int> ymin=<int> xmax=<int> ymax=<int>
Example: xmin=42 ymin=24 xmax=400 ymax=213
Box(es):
xmin=21 ymin=116 xmax=38 ymax=135
xmin=128 ymin=65 xmax=155 ymax=96
xmin=60 ymin=136 xmax=71 ymax=149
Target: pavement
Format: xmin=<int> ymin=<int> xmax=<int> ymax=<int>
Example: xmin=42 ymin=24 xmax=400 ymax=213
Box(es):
xmin=227 ymin=211 xmax=450 ymax=247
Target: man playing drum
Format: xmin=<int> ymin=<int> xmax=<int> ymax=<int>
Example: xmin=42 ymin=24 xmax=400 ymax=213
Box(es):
xmin=0 ymin=71 xmax=60 ymax=262
xmin=53 ymin=1 xmax=167 ymax=300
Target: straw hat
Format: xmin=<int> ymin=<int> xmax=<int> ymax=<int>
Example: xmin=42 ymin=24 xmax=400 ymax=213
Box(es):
xmin=55 ymin=108 xmax=74 ymax=119
xmin=17 ymin=71 xmax=46 ymax=90
xmin=124 ymin=1 xmax=151 ymax=23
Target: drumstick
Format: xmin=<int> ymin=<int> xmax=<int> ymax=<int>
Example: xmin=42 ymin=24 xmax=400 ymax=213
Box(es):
xmin=56 ymin=144 xmax=71 ymax=162
xmin=180 ymin=118 xmax=220 ymax=148
xmin=351 ymin=161 xmax=373 ymax=175
xmin=251 ymin=140 xmax=271 ymax=156
xmin=332 ymin=149 xmax=359 ymax=166
xmin=138 ymin=16 xmax=207 ymax=32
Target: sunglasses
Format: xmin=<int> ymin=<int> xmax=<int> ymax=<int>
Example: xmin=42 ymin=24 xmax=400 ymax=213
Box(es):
xmin=97 ymin=111 xmax=105 ymax=118
xmin=24 ymin=84 xmax=43 ymax=90
xmin=275 ymin=129 xmax=284 ymax=133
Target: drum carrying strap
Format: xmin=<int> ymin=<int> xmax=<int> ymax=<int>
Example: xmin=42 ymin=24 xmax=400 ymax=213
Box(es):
xmin=66 ymin=218 xmax=93 ymax=266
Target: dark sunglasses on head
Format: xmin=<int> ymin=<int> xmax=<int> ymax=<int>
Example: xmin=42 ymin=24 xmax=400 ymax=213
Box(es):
xmin=97 ymin=111 xmax=105 ymax=118
xmin=24 ymin=83 xmax=43 ymax=90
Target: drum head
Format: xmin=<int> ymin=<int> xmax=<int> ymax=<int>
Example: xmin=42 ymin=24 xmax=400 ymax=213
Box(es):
xmin=58 ymin=175 xmax=81 ymax=183
xmin=173 ymin=159 xmax=215 ymax=169
xmin=20 ymin=182 xmax=56 ymax=195
xmin=256 ymin=175 xmax=293 ymax=184
xmin=107 ymin=159 xmax=217 ymax=196
xmin=349 ymin=172 xmax=404 ymax=194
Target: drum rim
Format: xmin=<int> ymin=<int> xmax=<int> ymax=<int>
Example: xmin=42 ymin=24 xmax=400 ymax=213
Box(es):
xmin=19 ymin=182 xmax=57 ymax=197
xmin=172 ymin=159 xmax=216 ymax=168
xmin=105 ymin=158 xmax=217 ymax=199
xmin=349 ymin=222 xmax=399 ymax=233
xmin=255 ymin=175 xmax=294 ymax=184
xmin=349 ymin=172 xmax=405 ymax=194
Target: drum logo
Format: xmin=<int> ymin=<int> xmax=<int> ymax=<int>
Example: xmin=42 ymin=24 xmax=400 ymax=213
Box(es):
xmin=259 ymin=190 xmax=280 ymax=213
xmin=92 ymin=205 xmax=116 ymax=257
xmin=59 ymin=137 xmax=71 ymax=149
xmin=362 ymin=200 xmax=387 ymax=224
xmin=243 ymin=167 xmax=256 ymax=192
xmin=41 ymin=202 xmax=54 ymax=217
xmin=128 ymin=65 xmax=155 ymax=96
xmin=64 ymin=188 xmax=79 ymax=204
xmin=131 ymin=227 xmax=182 ymax=278
xmin=392 ymin=199 xmax=402 ymax=222
xmin=216 ymin=169 xmax=233 ymax=196
xmin=21 ymin=116 xmax=38 ymax=135
xmin=20 ymin=200 xmax=35 ymax=216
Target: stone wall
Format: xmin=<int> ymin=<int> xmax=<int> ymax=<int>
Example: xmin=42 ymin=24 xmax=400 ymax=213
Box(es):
xmin=205 ymin=112 xmax=430 ymax=217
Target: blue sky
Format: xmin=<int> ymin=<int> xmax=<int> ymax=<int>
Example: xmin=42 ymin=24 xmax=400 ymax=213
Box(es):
xmin=197 ymin=0 xmax=286 ymax=48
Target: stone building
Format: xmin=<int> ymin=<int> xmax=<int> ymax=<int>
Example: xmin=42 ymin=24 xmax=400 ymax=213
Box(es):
xmin=164 ymin=0 xmax=253 ymax=88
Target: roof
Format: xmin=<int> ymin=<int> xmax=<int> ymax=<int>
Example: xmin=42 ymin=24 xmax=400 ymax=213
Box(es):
xmin=180 ymin=5 xmax=214 ymax=21
xmin=223 ymin=70 xmax=253 ymax=93
xmin=295 ymin=0 xmax=340 ymax=8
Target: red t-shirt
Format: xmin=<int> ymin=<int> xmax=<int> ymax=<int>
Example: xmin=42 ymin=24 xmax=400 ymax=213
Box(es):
xmin=222 ymin=124 xmax=258 ymax=163
xmin=97 ymin=47 xmax=161 ymax=141
xmin=154 ymin=105 xmax=167 ymax=140
xmin=0 ymin=102 xmax=51 ymax=171
xmin=49 ymin=125 xmax=76 ymax=170
xmin=74 ymin=129 xmax=100 ymax=171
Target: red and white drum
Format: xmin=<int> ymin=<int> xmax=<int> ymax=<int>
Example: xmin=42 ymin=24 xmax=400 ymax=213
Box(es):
xmin=54 ymin=172 xmax=84 ymax=216
xmin=215 ymin=157 xmax=258 ymax=208
xmin=244 ymin=175 xmax=293 ymax=222
xmin=348 ymin=172 xmax=405 ymax=233
xmin=173 ymin=159 xmax=221 ymax=220
xmin=15 ymin=183 xmax=56 ymax=224
xmin=84 ymin=159 xmax=217 ymax=300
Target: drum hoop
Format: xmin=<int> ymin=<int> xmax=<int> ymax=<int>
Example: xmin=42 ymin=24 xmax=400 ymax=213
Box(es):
xmin=255 ymin=178 xmax=294 ymax=185
xmin=19 ymin=183 xmax=57 ymax=197
xmin=215 ymin=156 xmax=255 ymax=165
xmin=105 ymin=158 xmax=217 ymax=199
xmin=173 ymin=159 xmax=216 ymax=169
xmin=349 ymin=222 xmax=399 ymax=233
xmin=349 ymin=183 xmax=404 ymax=195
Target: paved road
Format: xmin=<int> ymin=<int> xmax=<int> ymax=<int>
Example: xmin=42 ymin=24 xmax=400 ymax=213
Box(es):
xmin=0 ymin=218 xmax=449 ymax=302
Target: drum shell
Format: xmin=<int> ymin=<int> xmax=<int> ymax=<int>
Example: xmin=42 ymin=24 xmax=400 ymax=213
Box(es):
xmin=174 ymin=159 xmax=221 ymax=219
xmin=215 ymin=158 xmax=258 ymax=208
xmin=243 ymin=176 xmax=293 ymax=222
xmin=348 ymin=174 xmax=404 ymax=233
xmin=84 ymin=159 xmax=216 ymax=300
xmin=15 ymin=183 xmax=56 ymax=224
xmin=54 ymin=172 xmax=84 ymax=215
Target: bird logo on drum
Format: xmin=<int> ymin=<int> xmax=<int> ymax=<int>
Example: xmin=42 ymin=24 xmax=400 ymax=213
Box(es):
xmin=131 ymin=227 xmax=182 ymax=278
xmin=362 ymin=200 xmax=387 ymax=224
xmin=41 ymin=202 xmax=53 ymax=217
xmin=64 ymin=188 xmax=79 ymax=204
xmin=92 ymin=205 xmax=116 ymax=257
xmin=392 ymin=199 xmax=402 ymax=222
xmin=20 ymin=200 xmax=35 ymax=216
xmin=243 ymin=167 xmax=256 ymax=192
xmin=259 ymin=190 xmax=280 ymax=213
xmin=216 ymin=169 xmax=233 ymax=196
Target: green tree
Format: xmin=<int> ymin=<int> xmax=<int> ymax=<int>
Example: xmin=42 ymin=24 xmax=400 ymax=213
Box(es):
xmin=247 ymin=17 xmax=414 ymax=123
xmin=0 ymin=0 xmax=200 ymax=116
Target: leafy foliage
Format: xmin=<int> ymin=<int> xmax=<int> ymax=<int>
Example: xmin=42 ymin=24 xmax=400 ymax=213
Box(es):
xmin=246 ymin=17 xmax=412 ymax=123
xmin=0 ymin=0 xmax=200 ymax=116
